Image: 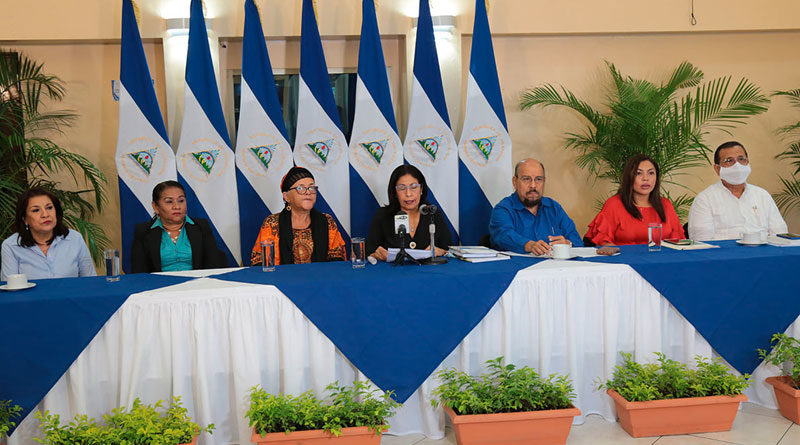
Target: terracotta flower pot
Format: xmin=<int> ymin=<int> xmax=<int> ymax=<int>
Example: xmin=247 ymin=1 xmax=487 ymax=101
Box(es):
xmin=251 ymin=426 xmax=382 ymax=444
xmin=766 ymin=376 xmax=800 ymax=423
xmin=443 ymin=404 xmax=581 ymax=444
xmin=607 ymin=389 xmax=747 ymax=437
xmin=179 ymin=435 xmax=197 ymax=445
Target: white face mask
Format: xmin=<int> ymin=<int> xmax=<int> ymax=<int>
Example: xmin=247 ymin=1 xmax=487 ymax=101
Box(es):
xmin=719 ymin=162 xmax=751 ymax=185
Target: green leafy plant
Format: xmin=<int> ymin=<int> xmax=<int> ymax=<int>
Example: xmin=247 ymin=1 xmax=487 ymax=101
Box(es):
xmin=0 ymin=49 xmax=109 ymax=262
xmin=247 ymin=381 xmax=399 ymax=437
xmin=599 ymin=352 xmax=750 ymax=402
xmin=0 ymin=400 xmax=22 ymax=438
xmin=34 ymin=397 xmax=214 ymax=445
xmin=758 ymin=333 xmax=800 ymax=389
xmin=430 ymin=357 xmax=575 ymax=415
xmin=520 ymin=61 xmax=769 ymax=218
xmin=771 ymin=89 xmax=800 ymax=213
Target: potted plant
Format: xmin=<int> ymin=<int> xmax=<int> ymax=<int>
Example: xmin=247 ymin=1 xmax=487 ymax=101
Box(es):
xmin=34 ymin=397 xmax=213 ymax=444
xmin=600 ymin=352 xmax=750 ymax=437
xmin=247 ymin=380 xmax=399 ymax=444
xmin=759 ymin=333 xmax=800 ymax=423
xmin=520 ymin=61 xmax=769 ymax=218
xmin=0 ymin=400 xmax=22 ymax=440
xmin=430 ymin=357 xmax=580 ymax=445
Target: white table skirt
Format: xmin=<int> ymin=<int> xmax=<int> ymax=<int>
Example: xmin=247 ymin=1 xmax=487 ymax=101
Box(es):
xmin=9 ymin=261 xmax=794 ymax=444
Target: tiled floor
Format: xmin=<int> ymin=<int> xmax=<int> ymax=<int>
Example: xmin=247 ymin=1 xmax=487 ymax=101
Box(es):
xmin=380 ymin=403 xmax=800 ymax=445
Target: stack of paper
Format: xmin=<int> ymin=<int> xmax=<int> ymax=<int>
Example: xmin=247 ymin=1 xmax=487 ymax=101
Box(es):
xmin=449 ymin=246 xmax=510 ymax=263
xmin=661 ymin=239 xmax=719 ymax=250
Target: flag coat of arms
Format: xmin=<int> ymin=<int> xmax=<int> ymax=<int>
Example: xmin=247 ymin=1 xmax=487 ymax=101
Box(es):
xmin=294 ymin=0 xmax=350 ymax=238
xmin=236 ymin=0 xmax=293 ymax=263
xmin=348 ymin=0 xmax=403 ymax=239
xmin=115 ymin=0 xmax=176 ymax=273
xmin=458 ymin=0 xmax=512 ymax=245
xmin=403 ymin=0 xmax=459 ymax=240
xmin=175 ymin=0 xmax=241 ymax=265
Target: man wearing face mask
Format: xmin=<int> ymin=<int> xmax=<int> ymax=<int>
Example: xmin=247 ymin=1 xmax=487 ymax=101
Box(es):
xmin=688 ymin=141 xmax=788 ymax=241
xmin=489 ymin=158 xmax=583 ymax=255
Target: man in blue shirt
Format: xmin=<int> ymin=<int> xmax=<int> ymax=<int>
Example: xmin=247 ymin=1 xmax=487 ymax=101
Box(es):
xmin=489 ymin=158 xmax=583 ymax=254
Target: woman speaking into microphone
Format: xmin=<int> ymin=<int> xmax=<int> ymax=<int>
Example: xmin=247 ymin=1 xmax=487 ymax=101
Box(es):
xmin=366 ymin=165 xmax=451 ymax=262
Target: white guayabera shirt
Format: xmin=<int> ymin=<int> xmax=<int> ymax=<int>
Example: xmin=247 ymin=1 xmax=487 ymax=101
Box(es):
xmin=688 ymin=181 xmax=788 ymax=241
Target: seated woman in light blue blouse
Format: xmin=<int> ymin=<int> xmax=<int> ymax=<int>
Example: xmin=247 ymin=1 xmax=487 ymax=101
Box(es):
xmin=1 ymin=187 xmax=96 ymax=281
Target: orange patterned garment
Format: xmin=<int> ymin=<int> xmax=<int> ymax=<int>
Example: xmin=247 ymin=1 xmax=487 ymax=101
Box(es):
xmin=250 ymin=213 xmax=346 ymax=265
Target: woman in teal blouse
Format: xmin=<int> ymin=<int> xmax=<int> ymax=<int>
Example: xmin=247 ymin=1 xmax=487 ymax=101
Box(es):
xmin=130 ymin=181 xmax=226 ymax=273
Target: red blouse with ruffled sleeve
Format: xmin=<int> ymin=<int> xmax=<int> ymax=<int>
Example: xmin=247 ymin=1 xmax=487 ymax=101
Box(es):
xmin=586 ymin=195 xmax=685 ymax=245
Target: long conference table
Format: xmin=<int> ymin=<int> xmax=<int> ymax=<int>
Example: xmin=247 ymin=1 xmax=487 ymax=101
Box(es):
xmin=3 ymin=241 xmax=800 ymax=444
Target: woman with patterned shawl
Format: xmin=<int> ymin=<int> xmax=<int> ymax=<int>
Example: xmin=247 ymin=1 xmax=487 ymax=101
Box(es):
xmin=250 ymin=166 xmax=346 ymax=265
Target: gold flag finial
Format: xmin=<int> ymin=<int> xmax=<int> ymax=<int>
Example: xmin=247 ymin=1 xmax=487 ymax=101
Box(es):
xmin=485 ymin=0 xmax=490 ymax=14
xmin=312 ymin=0 xmax=319 ymax=22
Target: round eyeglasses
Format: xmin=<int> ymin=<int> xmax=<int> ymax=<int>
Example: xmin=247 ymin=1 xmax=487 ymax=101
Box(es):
xmin=718 ymin=156 xmax=749 ymax=168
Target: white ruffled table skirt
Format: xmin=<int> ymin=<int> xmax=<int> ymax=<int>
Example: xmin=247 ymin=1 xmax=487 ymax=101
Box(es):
xmin=8 ymin=261 xmax=793 ymax=444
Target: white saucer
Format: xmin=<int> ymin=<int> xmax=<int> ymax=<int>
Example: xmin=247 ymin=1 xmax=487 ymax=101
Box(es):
xmin=551 ymin=254 xmax=579 ymax=260
xmin=736 ymin=239 xmax=766 ymax=246
xmin=0 ymin=282 xmax=36 ymax=291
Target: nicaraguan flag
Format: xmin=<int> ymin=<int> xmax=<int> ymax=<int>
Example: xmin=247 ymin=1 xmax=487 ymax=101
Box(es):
xmin=404 ymin=0 xmax=459 ymax=240
xmin=175 ymin=0 xmax=241 ymax=265
xmin=236 ymin=0 xmax=293 ymax=262
xmin=458 ymin=0 xmax=512 ymax=245
xmin=348 ymin=0 xmax=403 ymax=238
xmin=294 ymin=0 xmax=350 ymax=239
xmin=115 ymin=0 xmax=176 ymax=273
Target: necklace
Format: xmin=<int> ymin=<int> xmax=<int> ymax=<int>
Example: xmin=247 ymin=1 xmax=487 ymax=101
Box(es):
xmin=165 ymin=225 xmax=183 ymax=243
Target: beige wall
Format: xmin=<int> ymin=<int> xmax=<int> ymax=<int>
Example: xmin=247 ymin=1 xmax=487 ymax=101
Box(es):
xmin=2 ymin=1 xmax=799 ymax=254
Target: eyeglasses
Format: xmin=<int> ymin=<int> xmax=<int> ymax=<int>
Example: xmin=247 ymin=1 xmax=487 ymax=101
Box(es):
xmin=517 ymin=175 xmax=545 ymax=185
xmin=718 ymin=156 xmax=749 ymax=167
xmin=395 ymin=183 xmax=421 ymax=192
xmin=289 ymin=185 xmax=319 ymax=194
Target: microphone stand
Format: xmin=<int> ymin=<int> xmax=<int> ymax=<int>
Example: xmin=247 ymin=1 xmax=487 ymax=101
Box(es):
xmin=424 ymin=219 xmax=447 ymax=265
xmin=393 ymin=225 xmax=421 ymax=267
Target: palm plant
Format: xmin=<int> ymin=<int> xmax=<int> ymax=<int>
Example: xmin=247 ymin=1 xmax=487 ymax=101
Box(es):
xmin=520 ymin=61 xmax=769 ymax=219
xmin=0 ymin=49 xmax=109 ymax=261
xmin=772 ymin=89 xmax=800 ymax=213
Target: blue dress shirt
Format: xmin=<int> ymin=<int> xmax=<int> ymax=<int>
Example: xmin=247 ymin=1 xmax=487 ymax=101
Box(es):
xmin=489 ymin=194 xmax=583 ymax=253
xmin=1 ymin=229 xmax=97 ymax=281
xmin=152 ymin=216 xmax=194 ymax=272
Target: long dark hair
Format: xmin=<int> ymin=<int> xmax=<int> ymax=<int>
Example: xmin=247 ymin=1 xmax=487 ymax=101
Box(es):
xmin=617 ymin=154 xmax=666 ymax=222
xmin=386 ymin=164 xmax=428 ymax=213
xmin=13 ymin=187 xmax=69 ymax=247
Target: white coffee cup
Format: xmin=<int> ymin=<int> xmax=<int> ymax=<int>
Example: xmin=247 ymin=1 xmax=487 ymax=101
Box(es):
xmin=552 ymin=244 xmax=571 ymax=259
xmin=741 ymin=232 xmax=761 ymax=244
xmin=6 ymin=273 xmax=28 ymax=289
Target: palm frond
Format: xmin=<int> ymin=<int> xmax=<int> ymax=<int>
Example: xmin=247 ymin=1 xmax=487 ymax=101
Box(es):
xmin=773 ymin=176 xmax=800 ymax=214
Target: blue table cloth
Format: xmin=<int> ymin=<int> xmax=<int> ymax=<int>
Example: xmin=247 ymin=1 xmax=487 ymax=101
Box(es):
xmin=584 ymin=241 xmax=800 ymax=375
xmin=212 ymin=257 xmax=539 ymax=402
xmin=0 ymin=273 xmax=194 ymax=432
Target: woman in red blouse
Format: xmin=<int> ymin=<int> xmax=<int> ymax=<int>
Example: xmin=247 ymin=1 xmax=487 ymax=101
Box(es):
xmin=586 ymin=154 xmax=685 ymax=245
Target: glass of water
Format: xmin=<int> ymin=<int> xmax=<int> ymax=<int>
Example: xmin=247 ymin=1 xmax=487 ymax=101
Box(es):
xmin=351 ymin=237 xmax=366 ymax=269
xmin=261 ymin=240 xmax=275 ymax=272
xmin=648 ymin=223 xmax=662 ymax=252
xmin=104 ymin=248 xmax=120 ymax=282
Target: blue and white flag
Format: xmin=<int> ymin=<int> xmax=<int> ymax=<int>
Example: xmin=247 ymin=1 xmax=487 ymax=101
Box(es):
xmin=294 ymin=0 xmax=350 ymax=239
xmin=115 ymin=0 xmax=176 ymax=273
xmin=348 ymin=0 xmax=403 ymax=238
xmin=236 ymin=0 xmax=293 ymax=263
xmin=458 ymin=0 xmax=512 ymax=245
xmin=404 ymin=0 xmax=459 ymax=240
xmin=175 ymin=0 xmax=241 ymax=265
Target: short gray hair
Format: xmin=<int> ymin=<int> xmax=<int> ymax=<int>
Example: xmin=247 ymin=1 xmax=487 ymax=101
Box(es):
xmin=514 ymin=159 xmax=546 ymax=177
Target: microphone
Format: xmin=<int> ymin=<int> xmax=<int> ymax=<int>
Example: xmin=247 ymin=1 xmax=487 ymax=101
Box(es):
xmin=420 ymin=204 xmax=438 ymax=215
xmin=394 ymin=210 xmax=409 ymax=235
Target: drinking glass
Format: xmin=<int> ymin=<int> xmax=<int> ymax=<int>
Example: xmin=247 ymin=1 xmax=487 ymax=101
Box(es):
xmin=351 ymin=237 xmax=366 ymax=269
xmin=261 ymin=240 xmax=275 ymax=272
xmin=648 ymin=223 xmax=662 ymax=252
xmin=104 ymin=248 xmax=120 ymax=282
